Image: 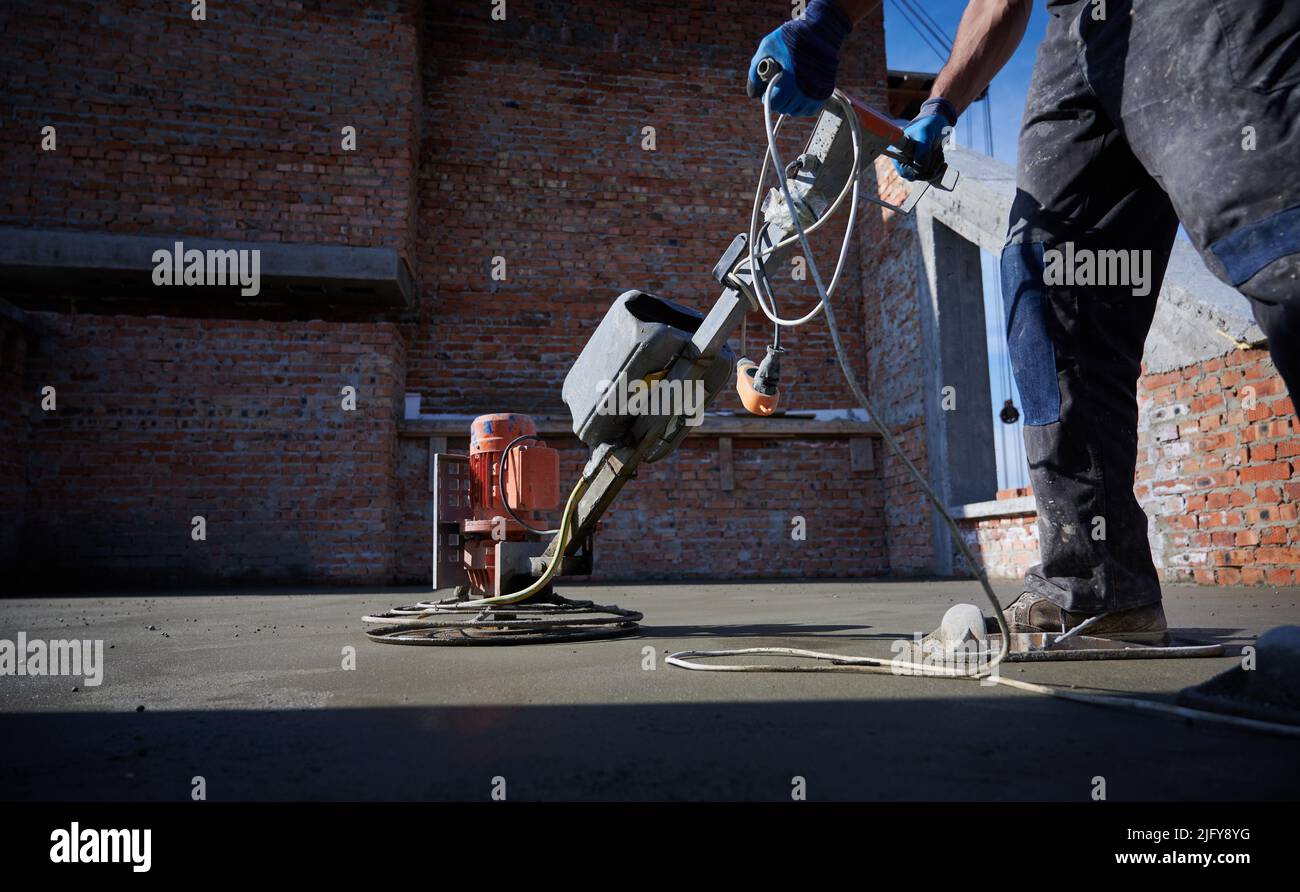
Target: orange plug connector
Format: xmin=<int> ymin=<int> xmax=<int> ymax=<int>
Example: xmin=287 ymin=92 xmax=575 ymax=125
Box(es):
xmin=736 ymin=357 xmax=779 ymax=416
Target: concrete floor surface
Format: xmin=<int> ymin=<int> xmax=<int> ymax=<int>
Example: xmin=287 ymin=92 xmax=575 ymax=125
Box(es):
xmin=2 ymin=579 xmax=1297 ymax=800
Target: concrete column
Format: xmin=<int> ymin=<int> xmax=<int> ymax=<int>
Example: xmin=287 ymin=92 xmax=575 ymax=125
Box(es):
xmin=915 ymin=212 xmax=997 ymax=573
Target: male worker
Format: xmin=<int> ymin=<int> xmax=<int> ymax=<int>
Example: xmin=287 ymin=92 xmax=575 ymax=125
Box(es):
xmin=749 ymin=0 xmax=1299 ymax=639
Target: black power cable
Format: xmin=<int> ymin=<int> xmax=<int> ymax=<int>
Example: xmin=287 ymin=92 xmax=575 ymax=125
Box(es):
xmin=496 ymin=434 xmax=558 ymax=535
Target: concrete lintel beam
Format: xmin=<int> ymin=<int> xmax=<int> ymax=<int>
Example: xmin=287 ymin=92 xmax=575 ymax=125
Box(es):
xmin=0 ymin=227 xmax=414 ymax=309
xmin=949 ymin=495 xmax=1037 ymax=520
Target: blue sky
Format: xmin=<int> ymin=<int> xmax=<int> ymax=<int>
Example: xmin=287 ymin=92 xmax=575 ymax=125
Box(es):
xmin=882 ymin=0 xmax=1051 ymax=167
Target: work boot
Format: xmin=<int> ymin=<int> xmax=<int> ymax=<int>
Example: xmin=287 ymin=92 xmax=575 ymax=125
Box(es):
xmin=996 ymin=592 xmax=1168 ymax=643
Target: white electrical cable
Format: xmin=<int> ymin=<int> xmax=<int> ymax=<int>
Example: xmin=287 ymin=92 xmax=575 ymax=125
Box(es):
xmin=744 ymin=105 xmax=859 ymax=326
xmin=720 ymin=75 xmax=1011 ymax=680
xmin=667 ymin=77 xmax=1300 ymax=740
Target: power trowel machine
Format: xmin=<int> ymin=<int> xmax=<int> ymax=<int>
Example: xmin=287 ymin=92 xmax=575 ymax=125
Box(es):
xmin=360 ymin=65 xmax=1229 ymax=655
xmin=361 ymin=65 xmax=1300 ymax=741
xmin=364 ymin=64 xmax=962 ymax=645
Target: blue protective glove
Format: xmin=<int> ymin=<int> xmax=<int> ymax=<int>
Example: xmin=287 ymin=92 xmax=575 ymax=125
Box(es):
xmin=747 ymin=0 xmax=853 ymax=117
xmin=892 ymin=97 xmax=958 ymax=181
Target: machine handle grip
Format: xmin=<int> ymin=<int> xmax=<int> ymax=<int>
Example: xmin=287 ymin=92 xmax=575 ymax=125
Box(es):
xmin=906 ymin=135 xmax=944 ymax=179
xmin=747 ymin=57 xmax=782 ymax=99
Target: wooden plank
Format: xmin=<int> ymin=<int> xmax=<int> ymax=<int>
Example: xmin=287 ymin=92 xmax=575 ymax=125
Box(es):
xmin=399 ymin=414 xmax=881 ymax=440
xmin=426 ymin=436 xmax=447 ymax=492
xmin=850 ymin=437 xmax=875 ymax=472
xmin=719 ymin=436 xmax=734 ymax=491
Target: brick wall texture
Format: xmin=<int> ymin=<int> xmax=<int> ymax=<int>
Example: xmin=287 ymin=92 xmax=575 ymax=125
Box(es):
xmin=955 ymin=349 xmax=1300 ymax=587
xmin=0 ymin=0 xmax=422 ymax=259
xmin=2 ymin=0 xmax=1294 ymax=590
xmin=14 ymin=313 xmax=406 ymax=588
xmin=0 ymin=321 xmax=34 ymax=572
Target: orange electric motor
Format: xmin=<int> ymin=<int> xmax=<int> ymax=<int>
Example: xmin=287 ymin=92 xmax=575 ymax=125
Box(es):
xmin=462 ymin=413 xmax=561 ymax=594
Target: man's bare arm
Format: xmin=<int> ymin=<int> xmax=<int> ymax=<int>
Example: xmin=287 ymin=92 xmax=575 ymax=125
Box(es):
xmin=835 ymin=0 xmax=1032 ymax=115
xmin=933 ymin=0 xmax=1032 ymax=113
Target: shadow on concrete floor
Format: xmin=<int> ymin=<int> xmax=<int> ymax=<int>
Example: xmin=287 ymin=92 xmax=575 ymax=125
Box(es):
xmin=3 ymin=696 xmax=1298 ymax=802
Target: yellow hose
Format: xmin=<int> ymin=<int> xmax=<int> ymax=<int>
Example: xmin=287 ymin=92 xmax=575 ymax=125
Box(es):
xmin=452 ymin=474 xmax=591 ymax=609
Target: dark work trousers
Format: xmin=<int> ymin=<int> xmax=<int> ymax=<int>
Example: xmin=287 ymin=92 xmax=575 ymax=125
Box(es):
xmin=1002 ymin=0 xmax=1300 ymax=613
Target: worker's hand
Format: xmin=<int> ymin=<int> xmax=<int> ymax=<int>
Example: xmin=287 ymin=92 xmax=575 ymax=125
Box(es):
xmin=747 ymin=0 xmax=853 ymax=117
xmin=892 ymin=97 xmax=957 ymax=181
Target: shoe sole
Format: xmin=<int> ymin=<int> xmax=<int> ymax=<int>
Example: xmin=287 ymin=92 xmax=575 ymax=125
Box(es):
xmin=987 ymin=617 xmax=1169 ymax=645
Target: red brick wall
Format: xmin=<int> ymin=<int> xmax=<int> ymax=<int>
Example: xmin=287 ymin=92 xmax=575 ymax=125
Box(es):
xmin=1138 ymin=348 xmax=1299 ymax=586
xmin=16 ymin=313 xmax=406 ymax=589
xmin=858 ymin=160 xmax=939 ymax=572
xmin=406 ymin=0 xmax=886 ymax=413
xmin=1 ymin=0 xmax=903 ymax=589
xmin=956 ymin=512 xmax=1039 ymax=582
xmin=954 ymin=350 xmax=1300 ymax=587
xmin=391 ymin=0 xmax=896 ymax=581
xmin=5 ymin=0 xmax=1292 ymax=590
xmin=0 ymin=320 xmax=35 ymax=571
xmin=394 ymin=434 xmax=435 ymax=583
xmin=579 ymin=436 xmax=887 ymax=579
xmin=0 ymin=0 xmax=421 ymax=261
xmin=394 ymin=432 xmax=887 ymax=584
